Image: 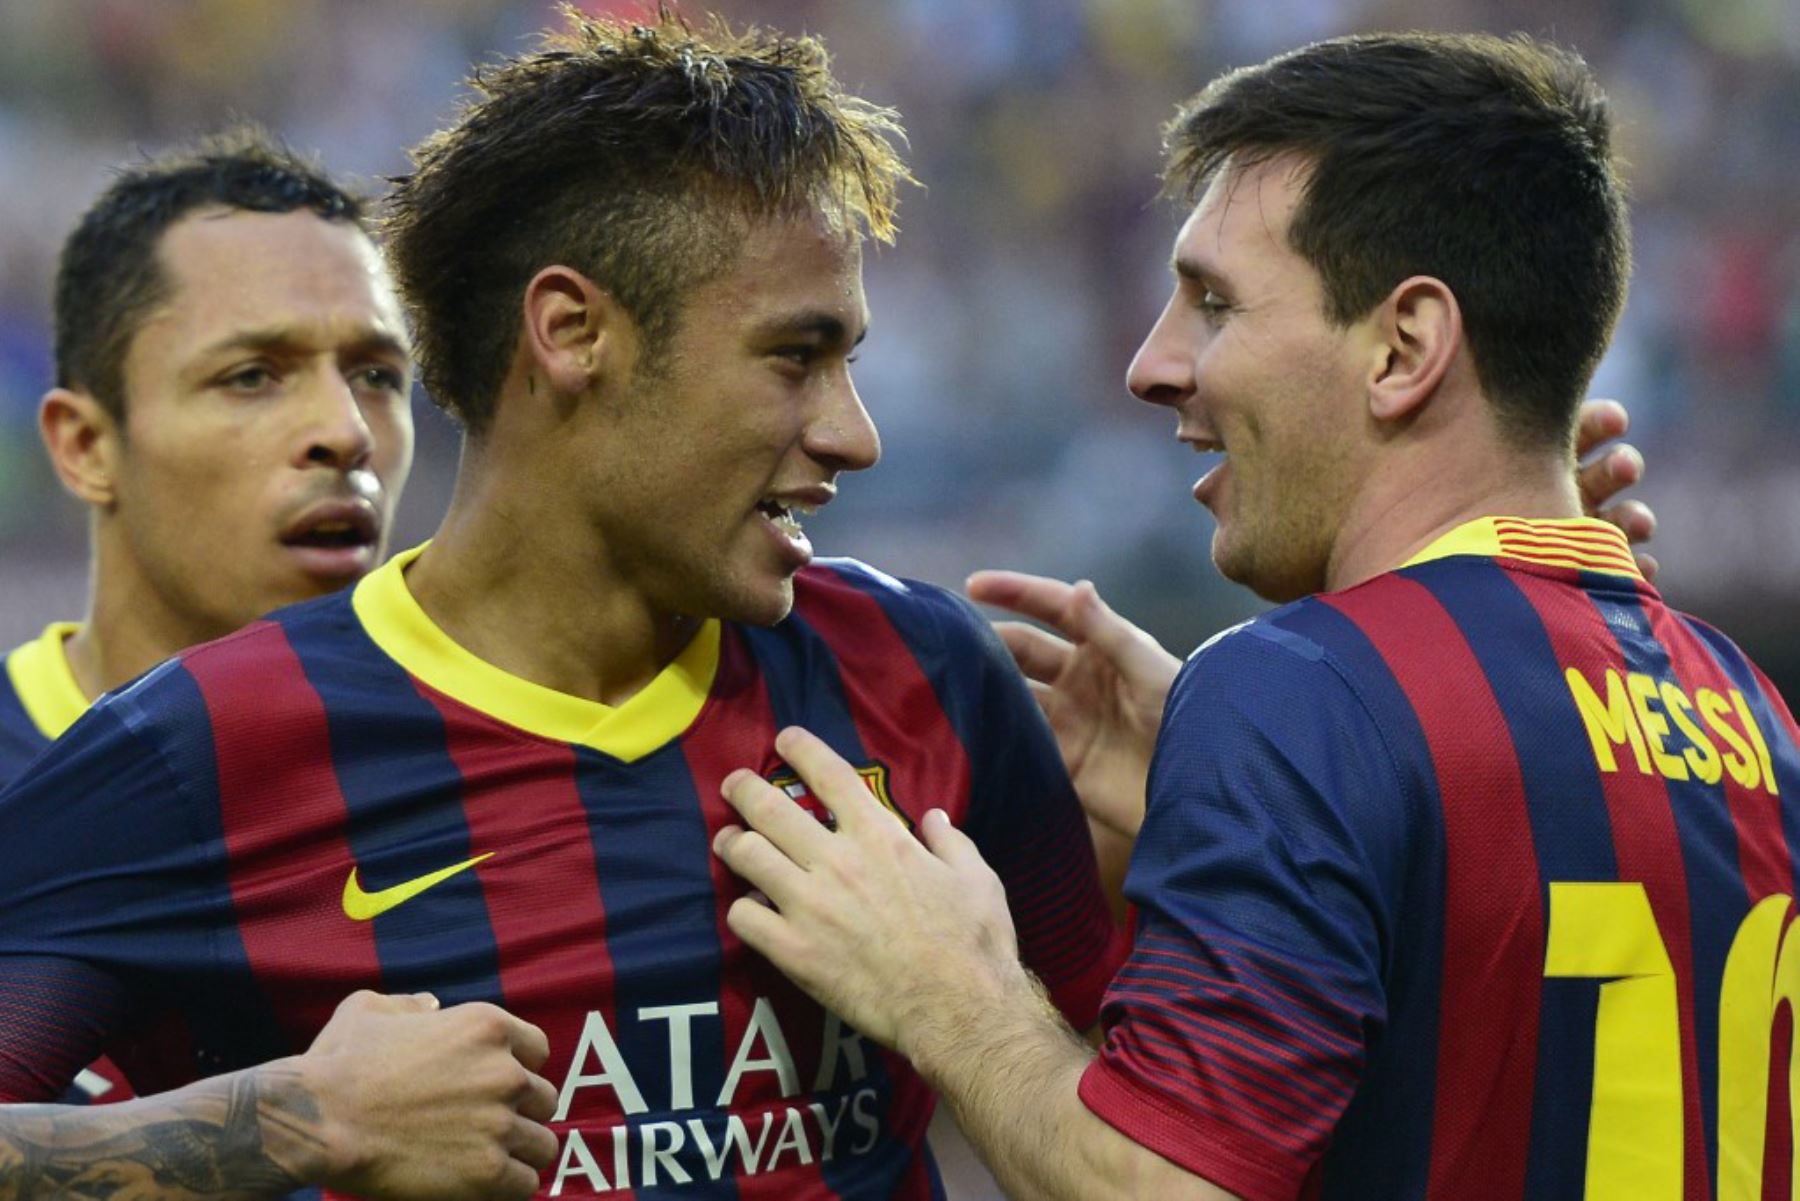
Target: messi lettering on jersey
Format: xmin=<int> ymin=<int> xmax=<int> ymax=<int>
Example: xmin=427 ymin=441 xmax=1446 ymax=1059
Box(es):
xmin=1566 ymin=666 xmax=1779 ymax=792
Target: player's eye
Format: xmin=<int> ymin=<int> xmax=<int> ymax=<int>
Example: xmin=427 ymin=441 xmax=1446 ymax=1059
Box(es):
xmin=773 ymin=346 xmax=819 ymax=367
xmin=352 ymin=365 xmax=408 ymax=394
xmin=1197 ymin=290 xmax=1233 ymax=322
xmin=219 ymin=364 xmax=278 ymax=394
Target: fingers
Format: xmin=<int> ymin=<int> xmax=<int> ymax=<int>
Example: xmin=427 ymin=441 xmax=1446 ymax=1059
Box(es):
xmin=966 ymin=570 xmax=1081 ymax=630
xmin=337 ymin=989 xmax=440 ymax=1017
xmin=493 ymin=1009 xmax=551 ymax=1072
xmin=724 ymin=893 xmax=803 ymax=966
xmin=713 ymin=823 xmax=810 ymax=907
xmin=918 ymin=808 xmax=984 ymax=876
xmin=767 ymin=727 xmax=887 ymax=834
xmin=505 ymin=1112 xmax=560 ymax=1172
xmin=1577 ymin=443 xmax=1645 ymax=513
xmin=1573 ymin=397 xmax=1629 ymax=459
xmin=994 ymin=621 xmax=1074 ymax=683
xmin=719 ymin=762 xmax=839 ymax=859
xmin=1595 ymin=496 xmax=1656 ymax=546
xmin=515 ymin=1066 xmax=560 ymax=1124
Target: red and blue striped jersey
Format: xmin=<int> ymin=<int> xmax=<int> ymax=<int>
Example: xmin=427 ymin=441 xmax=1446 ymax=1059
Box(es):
xmin=0 ymin=622 xmax=136 ymax=1108
xmin=0 ymin=546 xmax=1124 ymax=1199
xmin=1079 ymin=517 xmax=1800 ymax=1201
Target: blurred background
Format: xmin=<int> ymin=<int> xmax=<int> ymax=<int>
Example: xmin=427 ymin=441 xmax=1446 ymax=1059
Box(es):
xmin=0 ymin=0 xmax=1795 ymax=691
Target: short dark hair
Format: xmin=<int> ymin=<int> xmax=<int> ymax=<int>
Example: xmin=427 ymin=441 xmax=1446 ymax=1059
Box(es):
xmin=54 ymin=125 xmax=367 ymax=420
xmin=383 ymin=5 xmax=912 ymax=434
xmin=1163 ymin=32 xmax=1630 ymax=449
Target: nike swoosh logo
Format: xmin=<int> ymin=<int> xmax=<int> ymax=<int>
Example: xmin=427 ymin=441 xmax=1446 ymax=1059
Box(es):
xmin=342 ymin=852 xmax=494 ymax=921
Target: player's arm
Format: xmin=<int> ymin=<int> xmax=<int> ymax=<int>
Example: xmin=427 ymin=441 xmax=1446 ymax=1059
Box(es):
xmin=713 ymin=729 xmax=1235 ymax=1200
xmin=0 ymin=988 xmax=559 ymax=1201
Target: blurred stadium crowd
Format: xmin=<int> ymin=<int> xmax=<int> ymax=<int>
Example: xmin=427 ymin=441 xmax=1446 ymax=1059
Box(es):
xmin=0 ymin=0 xmax=1795 ymax=693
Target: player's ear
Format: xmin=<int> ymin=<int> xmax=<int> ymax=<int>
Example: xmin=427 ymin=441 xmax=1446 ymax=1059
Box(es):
xmin=1366 ymin=275 xmax=1461 ymax=424
xmin=519 ymin=265 xmax=635 ymax=405
xmin=39 ymin=388 xmax=120 ymax=508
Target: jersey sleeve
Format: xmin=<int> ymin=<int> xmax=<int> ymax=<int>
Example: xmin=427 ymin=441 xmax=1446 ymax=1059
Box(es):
xmin=926 ymin=588 xmax=1128 ymax=1030
xmin=0 ymin=673 xmax=220 ymax=1099
xmin=1076 ymin=622 xmax=1409 ymax=1201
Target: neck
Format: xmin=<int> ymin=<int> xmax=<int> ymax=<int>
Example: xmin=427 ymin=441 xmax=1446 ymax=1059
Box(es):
xmin=66 ymin=524 xmax=227 ymax=699
xmin=405 ymin=439 xmax=699 ymax=708
xmin=1325 ymin=434 xmax=1581 ymax=594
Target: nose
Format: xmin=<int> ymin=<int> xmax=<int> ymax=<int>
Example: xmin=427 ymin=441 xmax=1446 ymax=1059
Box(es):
xmin=1126 ymin=293 xmax=1198 ymax=410
xmin=300 ymin=370 xmax=376 ymax=471
xmin=804 ymin=370 xmax=881 ymax=473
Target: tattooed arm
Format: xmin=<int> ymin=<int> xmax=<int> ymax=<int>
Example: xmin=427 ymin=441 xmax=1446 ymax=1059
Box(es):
xmin=0 ymin=991 xmax=561 ymax=1201
xmin=0 ymin=1063 xmax=317 ymax=1199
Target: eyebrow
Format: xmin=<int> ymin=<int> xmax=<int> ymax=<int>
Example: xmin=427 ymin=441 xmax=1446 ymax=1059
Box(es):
xmin=1172 ymin=256 xmax=1230 ymax=291
xmin=196 ymin=326 xmax=412 ymax=362
xmin=751 ymin=312 xmax=869 ymax=349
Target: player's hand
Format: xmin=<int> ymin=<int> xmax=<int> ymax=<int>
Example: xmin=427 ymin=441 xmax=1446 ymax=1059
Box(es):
xmin=966 ymin=572 xmax=1177 ymax=840
xmin=1575 ymin=398 xmax=1658 ymax=580
xmin=299 ymin=991 xmax=559 ymax=1200
xmin=714 ymin=727 xmax=1024 ymax=1059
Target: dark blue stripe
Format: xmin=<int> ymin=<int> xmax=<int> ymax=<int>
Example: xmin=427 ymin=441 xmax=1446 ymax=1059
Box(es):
xmin=1272 ymin=597 xmax=1443 ymax=1201
xmin=1416 ymin=560 xmax=1618 ymax=1194
xmin=575 ymin=743 xmax=743 ymax=1199
xmin=279 ymin=602 xmax=503 ymax=1005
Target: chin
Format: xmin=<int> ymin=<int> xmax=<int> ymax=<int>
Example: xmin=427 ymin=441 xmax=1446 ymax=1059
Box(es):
xmin=709 ymin=574 xmax=797 ymax=628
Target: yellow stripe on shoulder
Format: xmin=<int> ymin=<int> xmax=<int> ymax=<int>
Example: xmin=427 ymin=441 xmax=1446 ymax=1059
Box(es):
xmin=3 ymin=622 xmax=89 ymax=740
xmin=1403 ymin=516 xmax=1643 ymax=580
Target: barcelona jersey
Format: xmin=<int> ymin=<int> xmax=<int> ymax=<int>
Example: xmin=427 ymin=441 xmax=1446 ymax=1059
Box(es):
xmin=1080 ymin=517 xmax=1800 ymax=1201
xmin=0 ymin=622 xmax=135 ymax=1108
xmin=0 ymin=546 xmax=1124 ymax=1199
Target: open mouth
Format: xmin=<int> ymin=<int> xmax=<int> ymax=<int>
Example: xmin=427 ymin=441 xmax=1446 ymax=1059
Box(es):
xmin=279 ymin=502 xmax=381 ymax=575
xmin=756 ymin=497 xmax=818 ymax=541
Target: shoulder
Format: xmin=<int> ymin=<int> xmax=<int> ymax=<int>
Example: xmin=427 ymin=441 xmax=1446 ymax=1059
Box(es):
xmin=792 ymin=557 xmax=992 ymax=661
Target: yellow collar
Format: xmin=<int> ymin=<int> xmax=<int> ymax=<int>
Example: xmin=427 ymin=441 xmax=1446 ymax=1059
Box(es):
xmin=4 ymin=622 xmax=89 ymax=739
xmin=351 ymin=545 xmax=720 ymax=761
xmin=1402 ymin=516 xmax=1643 ymax=580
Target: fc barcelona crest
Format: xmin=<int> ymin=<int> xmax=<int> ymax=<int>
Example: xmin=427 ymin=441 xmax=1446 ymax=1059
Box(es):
xmin=766 ymin=761 xmax=913 ymax=831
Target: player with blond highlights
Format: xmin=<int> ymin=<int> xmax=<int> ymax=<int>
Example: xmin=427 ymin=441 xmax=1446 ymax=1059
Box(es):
xmin=0 ymin=11 xmax=1123 ymax=1199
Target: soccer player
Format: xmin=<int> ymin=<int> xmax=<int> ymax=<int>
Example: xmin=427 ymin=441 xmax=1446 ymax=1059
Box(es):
xmin=713 ymin=32 xmax=1800 ymax=1200
xmin=0 ymin=132 xmax=412 ymax=788
xmin=0 ymin=132 xmax=419 ymax=1112
xmin=0 ymin=13 xmax=1123 ymax=1199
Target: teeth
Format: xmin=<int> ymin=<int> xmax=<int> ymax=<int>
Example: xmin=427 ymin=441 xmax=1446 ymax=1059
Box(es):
xmin=312 ymin=520 xmax=352 ymax=534
xmin=768 ymin=511 xmax=804 ymax=538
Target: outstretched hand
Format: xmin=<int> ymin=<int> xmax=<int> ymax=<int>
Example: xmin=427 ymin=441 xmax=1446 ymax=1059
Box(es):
xmin=965 ymin=573 xmax=1177 ymax=841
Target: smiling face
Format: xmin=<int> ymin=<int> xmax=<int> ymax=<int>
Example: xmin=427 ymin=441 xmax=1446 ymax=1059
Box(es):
xmin=569 ymin=207 xmax=880 ymax=627
xmin=107 ymin=207 xmax=415 ymax=640
xmin=1126 ymin=158 xmax=1372 ymax=603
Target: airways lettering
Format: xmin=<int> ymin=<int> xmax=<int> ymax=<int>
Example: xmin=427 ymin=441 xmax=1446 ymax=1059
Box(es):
xmin=1564 ymin=666 xmax=1778 ymax=795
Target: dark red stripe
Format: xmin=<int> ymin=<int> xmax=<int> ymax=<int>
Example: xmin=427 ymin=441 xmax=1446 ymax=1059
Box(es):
xmin=411 ymin=680 xmax=636 ymax=1201
xmin=1510 ymin=573 xmax=1710 ymax=1201
xmin=1646 ymin=606 xmax=1790 ymax=901
xmin=680 ymin=626 xmax=843 ymax=1200
xmin=187 ymin=627 xmax=381 ymax=1048
xmin=1324 ymin=579 xmax=1540 ymax=1201
xmin=791 ymin=572 xmax=971 ymax=827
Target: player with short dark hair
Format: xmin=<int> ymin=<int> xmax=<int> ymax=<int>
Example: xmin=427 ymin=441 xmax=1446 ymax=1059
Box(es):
xmin=0 ymin=12 xmax=1121 ymax=1199
xmin=0 ymin=129 xmax=417 ymax=1113
xmin=2 ymin=127 xmax=413 ymax=785
xmin=713 ymin=31 xmax=1799 ymax=1200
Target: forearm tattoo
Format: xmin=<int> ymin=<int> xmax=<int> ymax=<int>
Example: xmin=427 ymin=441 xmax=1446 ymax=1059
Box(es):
xmin=0 ymin=1066 xmax=323 ymax=1200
